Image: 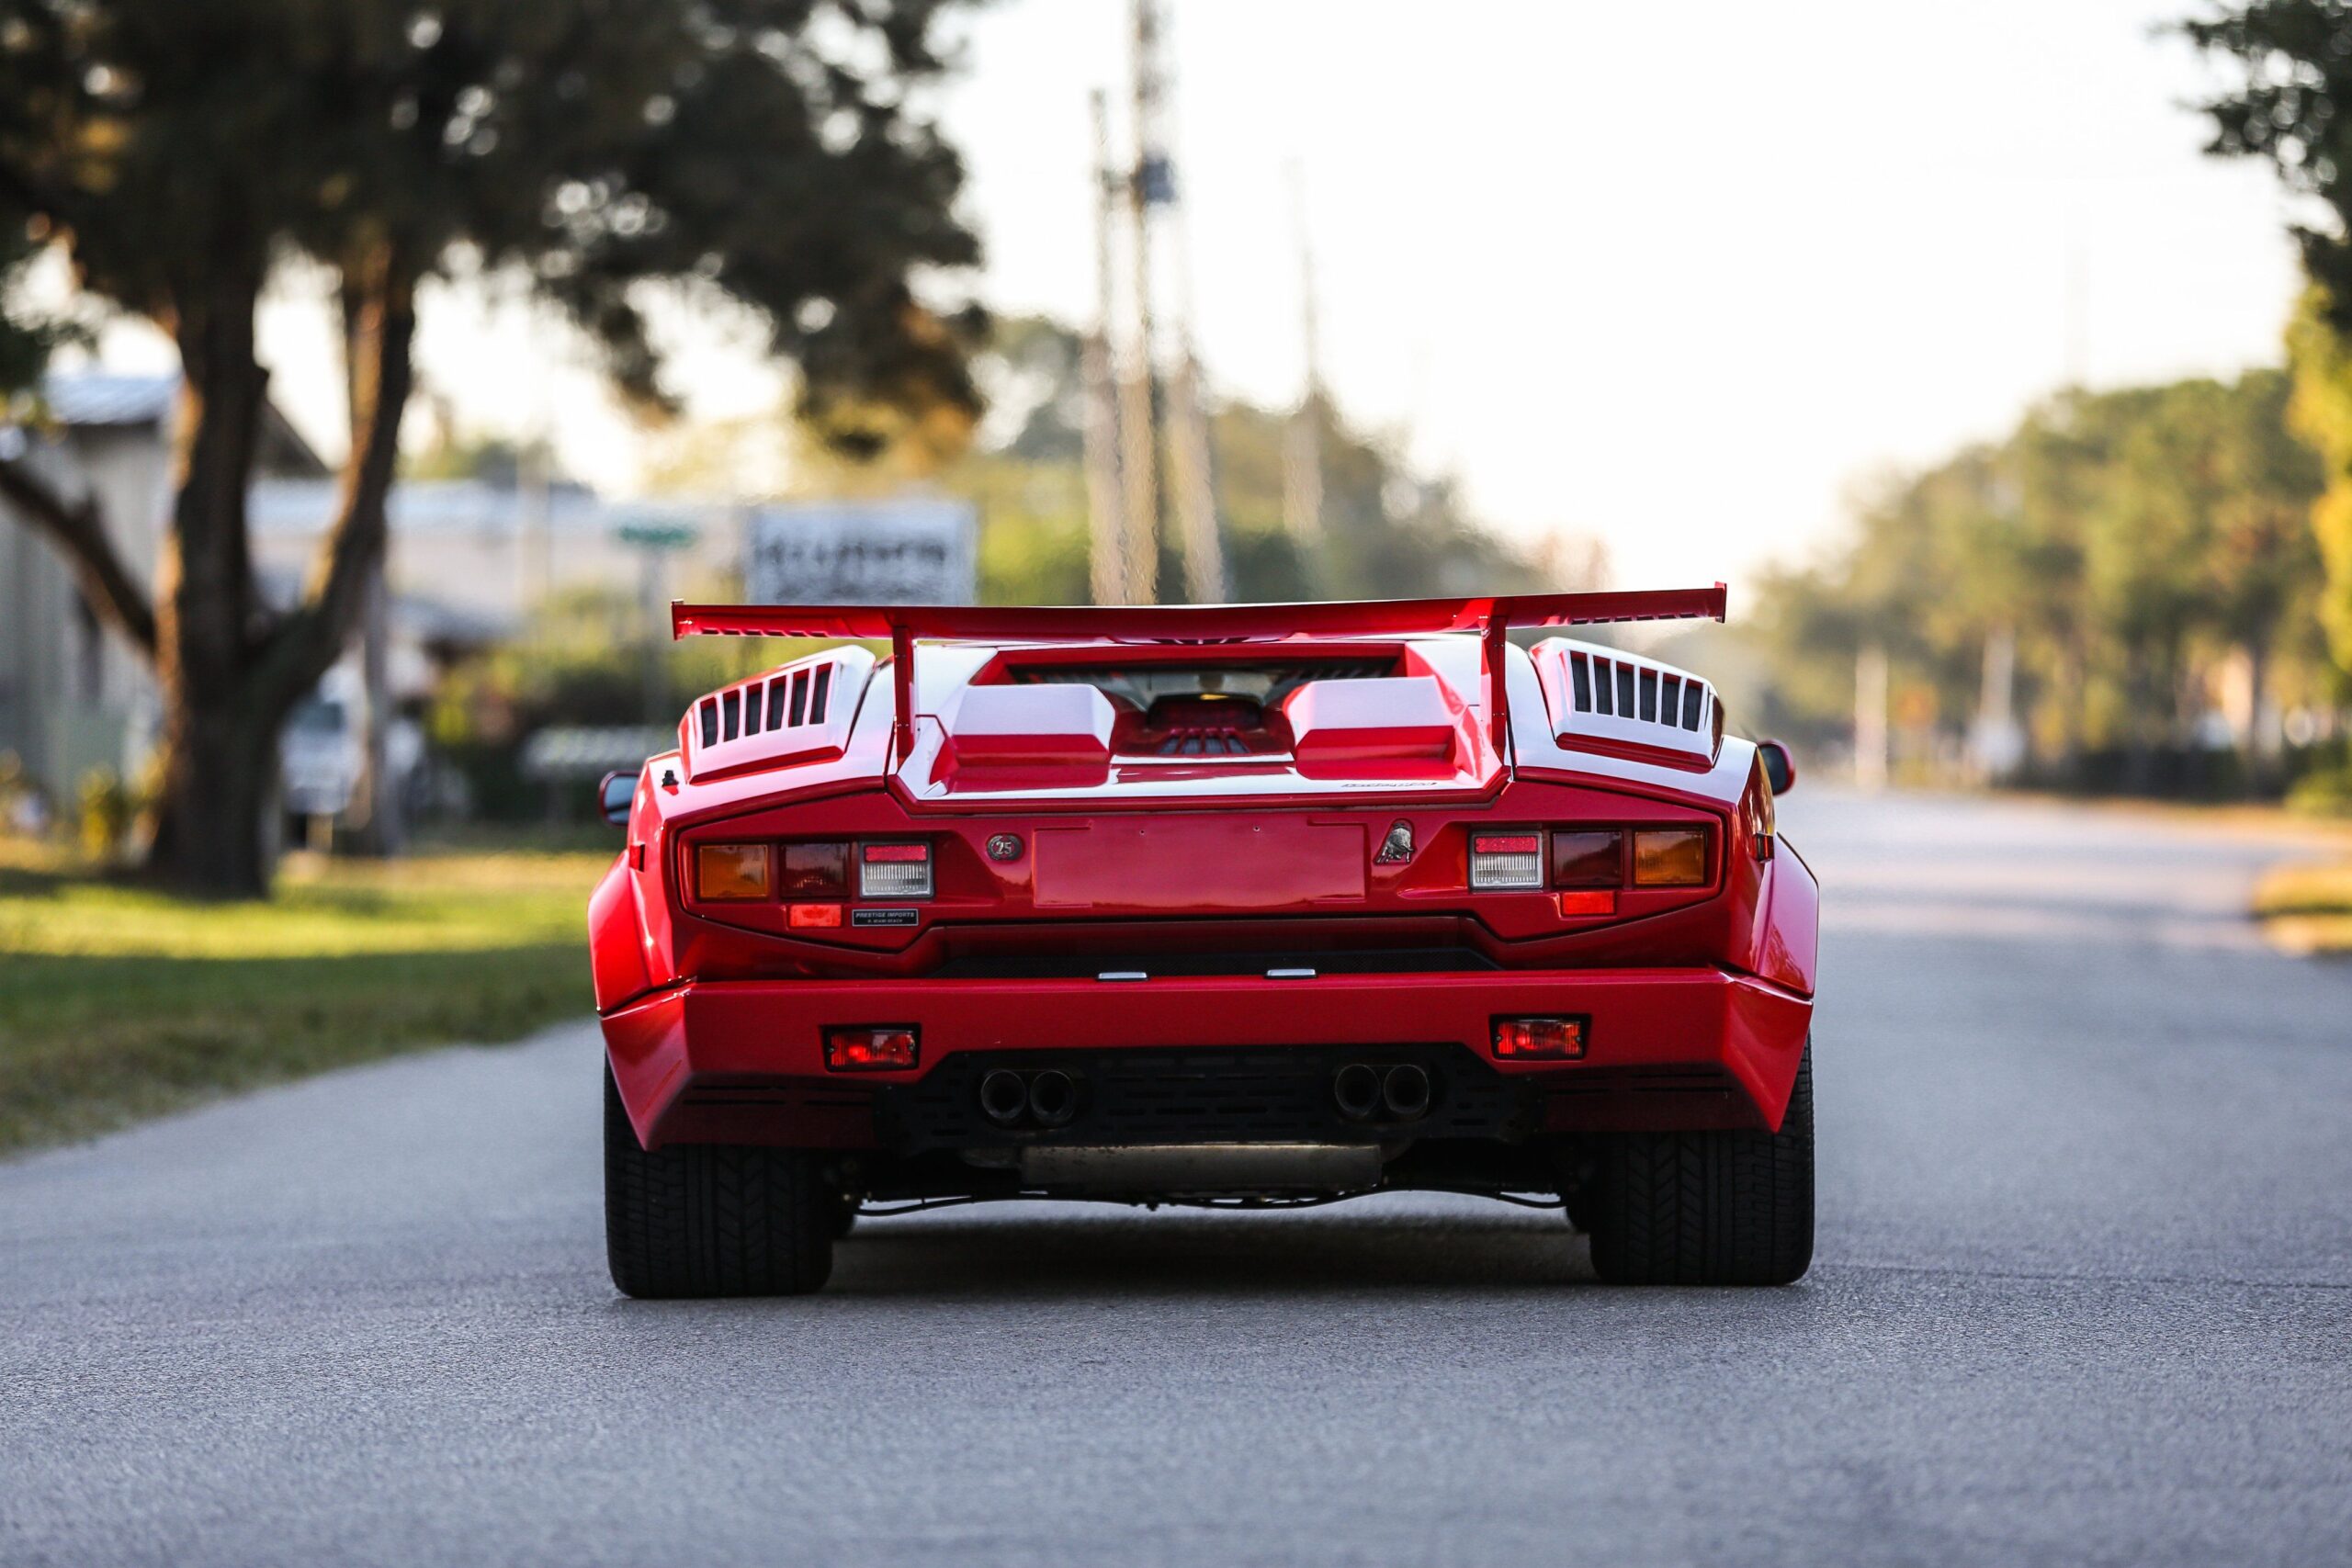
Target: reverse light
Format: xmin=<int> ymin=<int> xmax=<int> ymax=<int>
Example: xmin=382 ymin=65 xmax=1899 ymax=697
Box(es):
xmin=695 ymin=842 xmax=772 ymax=901
xmin=1493 ymin=1017 xmax=1587 ymax=1060
xmin=858 ymin=841 xmax=934 ymax=899
xmin=824 ymin=1026 xmax=918 ymax=1071
xmin=1469 ymin=831 xmax=1544 ymax=891
xmin=1633 ymin=828 xmax=1710 ymax=887
xmin=780 ymin=840 xmax=850 ymax=897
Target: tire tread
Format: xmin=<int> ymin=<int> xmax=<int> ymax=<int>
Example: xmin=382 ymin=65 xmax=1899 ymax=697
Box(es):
xmin=1586 ymin=1044 xmax=1813 ymax=1286
xmin=604 ymin=1065 xmax=833 ymax=1297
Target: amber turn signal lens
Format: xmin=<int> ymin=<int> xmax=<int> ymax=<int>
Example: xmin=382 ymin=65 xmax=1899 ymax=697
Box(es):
xmin=695 ymin=841 xmax=772 ymax=900
xmin=1632 ymin=828 xmax=1709 ymax=887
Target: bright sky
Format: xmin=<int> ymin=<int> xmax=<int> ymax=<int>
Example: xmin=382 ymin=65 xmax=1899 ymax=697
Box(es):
xmin=231 ymin=0 xmax=2307 ymax=604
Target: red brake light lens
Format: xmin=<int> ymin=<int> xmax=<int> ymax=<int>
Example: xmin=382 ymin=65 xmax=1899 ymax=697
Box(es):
xmin=858 ymin=841 xmax=933 ymax=899
xmin=1469 ymin=832 xmax=1544 ymax=891
xmin=824 ymin=1027 xmax=918 ymax=1071
xmin=1550 ymin=829 xmax=1623 ymax=888
xmin=787 ymin=902 xmax=843 ymax=929
xmin=780 ymin=840 xmax=849 ymax=897
xmin=1493 ymin=1017 xmax=1587 ymax=1060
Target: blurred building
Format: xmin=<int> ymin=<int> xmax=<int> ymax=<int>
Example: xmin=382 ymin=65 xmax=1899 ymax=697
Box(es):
xmin=0 ymin=372 xmax=326 ymax=807
xmin=246 ymin=476 xmax=746 ymax=635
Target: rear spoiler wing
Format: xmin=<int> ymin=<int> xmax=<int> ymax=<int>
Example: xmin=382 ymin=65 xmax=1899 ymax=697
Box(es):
xmin=672 ymin=585 xmax=1728 ymax=761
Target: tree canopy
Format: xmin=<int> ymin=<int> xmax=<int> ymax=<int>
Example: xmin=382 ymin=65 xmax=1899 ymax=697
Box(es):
xmin=2183 ymin=1 xmax=2352 ymax=678
xmin=1750 ymin=372 xmax=2330 ymax=787
xmin=0 ymin=0 xmax=983 ymax=892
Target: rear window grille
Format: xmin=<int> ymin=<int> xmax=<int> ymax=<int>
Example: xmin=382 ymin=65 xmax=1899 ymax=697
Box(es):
xmin=1681 ymin=682 xmax=1703 ymax=730
xmin=1614 ymin=662 xmax=1635 ymax=716
xmin=1569 ymin=652 xmax=1592 ymax=711
xmin=766 ymin=677 xmax=788 ymax=731
xmin=809 ymin=664 xmax=831 ymax=723
xmin=1157 ymin=725 xmax=1251 ymax=757
xmin=698 ymin=697 xmax=718 ymax=748
xmin=787 ymin=670 xmax=809 ymax=726
xmin=720 ymin=688 xmax=741 ymax=740
xmin=742 ymin=680 xmax=763 ymax=733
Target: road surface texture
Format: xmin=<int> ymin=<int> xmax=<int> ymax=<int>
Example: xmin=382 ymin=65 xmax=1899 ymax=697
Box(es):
xmin=4 ymin=790 xmax=2349 ymax=1567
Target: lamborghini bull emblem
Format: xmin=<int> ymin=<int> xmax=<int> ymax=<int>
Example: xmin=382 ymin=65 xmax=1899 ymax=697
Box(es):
xmin=1375 ymin=819 xmax=1415 ymax=865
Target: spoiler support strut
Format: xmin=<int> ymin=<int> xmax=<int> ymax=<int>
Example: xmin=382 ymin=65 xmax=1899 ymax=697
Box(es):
xmin=673 ymin=586 xmax=1728 ymax=763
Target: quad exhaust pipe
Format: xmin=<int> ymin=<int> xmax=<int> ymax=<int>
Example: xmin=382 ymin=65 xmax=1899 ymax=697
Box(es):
xmin=1381 ymin=1063 xmax=1431 ymax=1121
xmin=1332 ymin=1061 xmax=1430 ymax=1123
xmin=979 ymin=1069 xmax=1030 ymax=1127
xmin=978 ymin=1066 xmax=1082 ymax=1130
xmin=1027 ymin=1069 xmax=1077 ymax=1128
xmin=1332 ymin=1063 xmax=1383 ymax=1122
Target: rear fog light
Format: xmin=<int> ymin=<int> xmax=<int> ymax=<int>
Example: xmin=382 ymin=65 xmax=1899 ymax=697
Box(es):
xmin=825 ymin=1027 xmax=919 ymax=1071
xmin=1492 ymin=1017 xmax=1587 ymax=1060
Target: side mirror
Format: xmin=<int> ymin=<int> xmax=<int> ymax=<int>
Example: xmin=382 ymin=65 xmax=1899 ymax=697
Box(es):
xmin=598 ymin=769 xmax=639 ymax=828
xmin=1757 ymin=739 xmax=1796 ymax=796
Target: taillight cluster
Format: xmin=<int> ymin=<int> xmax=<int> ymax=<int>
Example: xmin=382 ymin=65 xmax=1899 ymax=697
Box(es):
xmin=1468 ymin=825 xmax=1712 ymax=913
xmin=692 ymin=838 xmax=934 ymax=910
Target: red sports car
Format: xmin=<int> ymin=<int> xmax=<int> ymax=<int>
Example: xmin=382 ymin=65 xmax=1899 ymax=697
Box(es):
xmin=590 ymin=588 xmax=1815 ymax=1295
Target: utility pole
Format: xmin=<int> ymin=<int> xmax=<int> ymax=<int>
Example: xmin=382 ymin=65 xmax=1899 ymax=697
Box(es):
xmin=1083 ymin=90 xmax=1129 ymax=605
xmin=1283 ymin=164 xmax=1325 ymax=547
xmin=1153 ymin=5 xmax=1225 ymax=603
xmin=1855 ymin=645 xmax=1890 ymax=789
xmin=1115 ymin=0 xmax=1164 ymax=605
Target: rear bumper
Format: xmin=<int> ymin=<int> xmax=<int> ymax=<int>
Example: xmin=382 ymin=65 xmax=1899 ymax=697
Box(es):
xmin=601 ymin=965 xmax=1813 ymax=1150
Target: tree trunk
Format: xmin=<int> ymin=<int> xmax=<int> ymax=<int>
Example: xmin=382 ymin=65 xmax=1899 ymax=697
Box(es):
xmin=142 ymin=246 xmax=418 ymax=897
xmin=147 ymin=266 xmax=275 ymax=897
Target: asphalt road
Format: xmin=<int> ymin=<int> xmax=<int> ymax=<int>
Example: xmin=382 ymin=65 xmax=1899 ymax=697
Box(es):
xmin=5 ymin=790 xmax=2350 ymax=1567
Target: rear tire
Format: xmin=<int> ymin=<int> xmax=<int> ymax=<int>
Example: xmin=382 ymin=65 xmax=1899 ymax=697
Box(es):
xmin=1583 ymin=1043 xmax=1814 ymax=1286
xmin=604 ymin=1063 xmax=834 ymax=1298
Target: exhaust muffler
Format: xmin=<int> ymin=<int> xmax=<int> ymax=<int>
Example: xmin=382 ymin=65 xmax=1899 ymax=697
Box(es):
xmin=1017 ymin=1142 xmax=1383 ymax=1196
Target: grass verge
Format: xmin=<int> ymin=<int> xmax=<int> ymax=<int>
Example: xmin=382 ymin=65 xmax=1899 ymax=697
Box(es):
xmin=2253 ymin=859 xmax=2352 ymax=955
xmin=0 ymin=838 xmax=607 ymax=1155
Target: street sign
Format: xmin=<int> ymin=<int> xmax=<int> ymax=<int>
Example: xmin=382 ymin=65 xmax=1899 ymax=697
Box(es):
xmin=745 ymin=499 xmax=978 ymax=606
xmin=616 ymin=519 xmax=700 ymax=551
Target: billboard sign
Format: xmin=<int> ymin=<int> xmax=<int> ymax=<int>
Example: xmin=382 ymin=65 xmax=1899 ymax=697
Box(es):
xmin=745 ymin=499 xmax=978 ymax=606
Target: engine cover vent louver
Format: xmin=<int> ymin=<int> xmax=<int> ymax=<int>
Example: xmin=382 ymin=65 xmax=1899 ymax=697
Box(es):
xmin=682 ymin=646 xmax=874 ymax=783
xmin=1533 ymin=640 xmax=1719 ymax=768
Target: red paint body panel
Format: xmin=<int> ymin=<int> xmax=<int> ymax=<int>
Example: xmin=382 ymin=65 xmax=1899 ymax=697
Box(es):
xmin=594 ymin=594 xmax=1822 ymax=1176
xmin=602 ymin=964 xmax=1812 ymax=1150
